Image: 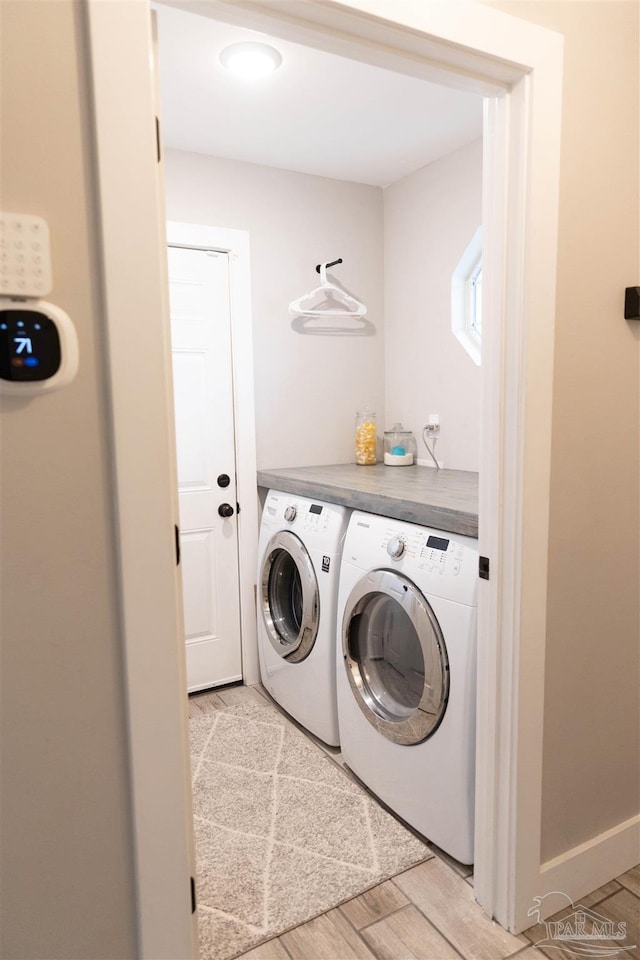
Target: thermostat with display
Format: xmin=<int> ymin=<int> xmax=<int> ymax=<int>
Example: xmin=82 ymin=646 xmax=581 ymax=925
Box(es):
xmin=0 ymin=299 xmax=78 ymax=395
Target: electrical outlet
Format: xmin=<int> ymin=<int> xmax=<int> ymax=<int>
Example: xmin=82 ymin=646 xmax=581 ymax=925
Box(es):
xmin=424 ymin=413 xmax=440 ymax=439
xmin=421 ymin=415 xmax=442 ymax=469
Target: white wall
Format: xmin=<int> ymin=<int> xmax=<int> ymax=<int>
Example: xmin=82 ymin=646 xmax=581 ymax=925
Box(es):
xmin=383 ymin=139 xmax=483 ymax=471
xmin=163 ymin=150 xmax=385 ymax=470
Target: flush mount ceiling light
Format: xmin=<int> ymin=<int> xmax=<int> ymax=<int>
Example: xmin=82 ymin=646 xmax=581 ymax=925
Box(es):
xmin=219 ymin=42 xmax=283 ymax=79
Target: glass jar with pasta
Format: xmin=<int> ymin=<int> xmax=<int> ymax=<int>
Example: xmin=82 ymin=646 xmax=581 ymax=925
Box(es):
xmin=355 ymin=410 xmax=377 ymax=465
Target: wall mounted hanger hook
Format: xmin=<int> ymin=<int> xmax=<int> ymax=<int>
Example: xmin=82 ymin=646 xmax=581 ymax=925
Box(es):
xmin=316 ymin=257 xmax=343 ymax=279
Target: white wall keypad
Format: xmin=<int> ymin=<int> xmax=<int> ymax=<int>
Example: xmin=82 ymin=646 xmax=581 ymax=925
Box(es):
xmin=0 ymin=213 xmax=52 ymax=298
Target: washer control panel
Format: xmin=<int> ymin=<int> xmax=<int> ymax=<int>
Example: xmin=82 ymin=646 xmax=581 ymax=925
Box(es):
xmin=263 ymin=491 xmax=347 ymax=542
xmin=302 ymin=502 xmax=329 ymax=534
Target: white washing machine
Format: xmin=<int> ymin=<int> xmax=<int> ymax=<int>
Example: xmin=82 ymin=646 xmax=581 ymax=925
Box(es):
xmin=336 ymin=511 xmax=478 ymax=864
xmin=257 ymin=489 xmax=351 ymax=746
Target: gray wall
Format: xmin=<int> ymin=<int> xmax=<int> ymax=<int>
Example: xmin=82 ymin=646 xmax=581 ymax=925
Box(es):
xmin=383 ymin=139 xmax=483 ymax=470
xmin=0 ymin=3 xmax=137 ymax=957
xmin=163 ymin=149 xmax=385 ymax=470
xmin=485 ymin=0 xmax=640 ymax=862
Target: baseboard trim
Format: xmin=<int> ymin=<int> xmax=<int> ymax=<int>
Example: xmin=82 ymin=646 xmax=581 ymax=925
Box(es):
xmin=535 ymin=813 xmax=640 ymax=915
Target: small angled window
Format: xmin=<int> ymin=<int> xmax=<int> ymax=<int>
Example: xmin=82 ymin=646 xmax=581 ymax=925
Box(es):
xmin=451 ymin=227 xmax=482 ymax=366
xmin=470 ymin=262 xmax=482 ymax=338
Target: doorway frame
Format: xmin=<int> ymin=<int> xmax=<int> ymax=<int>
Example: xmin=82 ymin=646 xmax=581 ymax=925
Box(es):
xmin=167 ymin=222 xmax=260 ymax=688
xmin=85 ymin=1 xmax=567 ymax=956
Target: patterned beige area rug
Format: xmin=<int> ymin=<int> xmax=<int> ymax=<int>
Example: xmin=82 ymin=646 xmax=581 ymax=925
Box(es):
xmin=190 ymin=685 xmax=432 ymax=960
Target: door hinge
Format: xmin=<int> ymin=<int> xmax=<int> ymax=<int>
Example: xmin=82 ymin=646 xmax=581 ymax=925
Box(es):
xmin=190 ymin=876 xmax=196 ymax=914
xmin=175 ymin=524 xmax=180 ymax=566
xmin=155 ymin=116 xmax=161 ymax=163
xmin=479 ymin=556 xmax=490 ymax=580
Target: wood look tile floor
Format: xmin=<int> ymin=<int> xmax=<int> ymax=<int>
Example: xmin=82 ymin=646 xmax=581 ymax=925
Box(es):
xmin=190 ymin=686 xmax=640 ymax=960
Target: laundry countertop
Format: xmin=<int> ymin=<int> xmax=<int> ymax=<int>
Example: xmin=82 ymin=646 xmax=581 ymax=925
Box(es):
xmin=256 ymin=463 xmax=478 ymax=538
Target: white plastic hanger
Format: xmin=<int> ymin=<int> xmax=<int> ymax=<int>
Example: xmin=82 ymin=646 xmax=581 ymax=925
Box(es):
xmin=288 ymin=261 xmax=367 ymax=318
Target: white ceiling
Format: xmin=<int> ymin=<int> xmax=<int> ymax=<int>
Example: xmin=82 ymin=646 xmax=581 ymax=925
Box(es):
xmin=155 ymin=5 xmax=483 ymax=188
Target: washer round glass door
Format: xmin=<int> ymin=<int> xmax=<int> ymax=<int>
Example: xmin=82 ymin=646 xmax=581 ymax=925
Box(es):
xmin=261 ymin=530 xmax=319 ymax=662
xmin=342 ymin=569 xmax=449 ymax=744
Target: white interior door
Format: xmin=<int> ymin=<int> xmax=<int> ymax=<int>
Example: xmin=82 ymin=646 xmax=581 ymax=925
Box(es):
xmin=168 ymin=244 xmax=242 ymax=691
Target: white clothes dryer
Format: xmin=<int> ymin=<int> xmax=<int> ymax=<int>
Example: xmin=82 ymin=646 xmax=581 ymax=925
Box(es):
xmin=336 ymin=511 xmax=478 ymax=864
xmin=257 ymin=489 xmax=351 ymax=746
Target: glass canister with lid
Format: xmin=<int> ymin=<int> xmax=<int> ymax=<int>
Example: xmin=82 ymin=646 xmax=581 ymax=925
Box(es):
xmin=383 ymin=422 xmax=417 ymax=466
xmin=355 ymin=409 xmax=377 ymax=465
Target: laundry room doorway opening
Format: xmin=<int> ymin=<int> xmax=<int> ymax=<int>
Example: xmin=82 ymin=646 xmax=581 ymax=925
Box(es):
xmin=86 ymin=2 xmax=563 ymax=956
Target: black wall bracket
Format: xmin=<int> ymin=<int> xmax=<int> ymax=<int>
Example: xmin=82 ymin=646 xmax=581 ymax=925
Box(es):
xmin=624 ymin=287 xmax=640 ymax=320
xmin=316 ymin=258 xmax=342 ymax=273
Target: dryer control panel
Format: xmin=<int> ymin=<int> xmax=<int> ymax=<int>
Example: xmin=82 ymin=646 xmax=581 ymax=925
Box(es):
xmin=418 ymin=534 xmax=466 ymax=578
xmin=346 ymin=512 xmax=478 ymax=606
xmin=379 ymin=527 xmax=463 ymax=574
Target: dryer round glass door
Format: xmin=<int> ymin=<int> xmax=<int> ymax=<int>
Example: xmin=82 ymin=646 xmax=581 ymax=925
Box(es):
xmin=260 ymin=530 xmax=319 ymax=662
xmin=342 ymin=570 xmax=449 ymax=744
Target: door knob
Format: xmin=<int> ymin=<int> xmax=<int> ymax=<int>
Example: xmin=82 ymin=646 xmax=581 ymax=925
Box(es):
xmin=218 ymin=503 xmax=235 ymax=518
xmin=217 ymin=474 xmax=230 ymax=488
